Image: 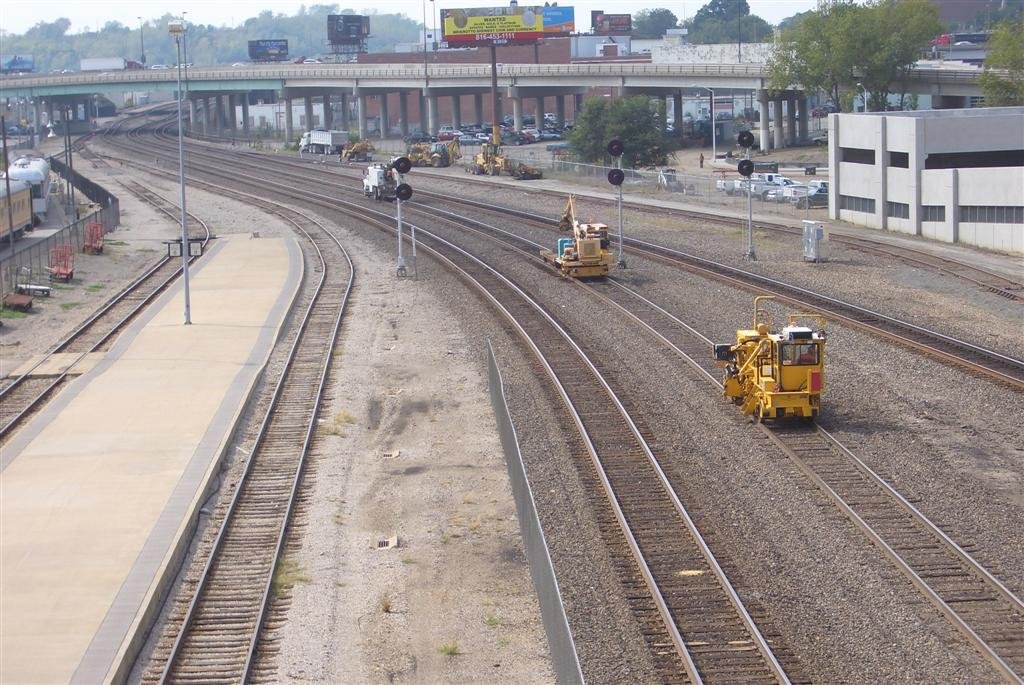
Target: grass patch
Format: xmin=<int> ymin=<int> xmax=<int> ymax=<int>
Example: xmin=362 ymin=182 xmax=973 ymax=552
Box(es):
xmin=0 ymin=308 xmax=29 ymax=319
xmin=85 ymin=284 xmax=106 ymax=293
xmin=438 ymin=642 xmax=460 ymax=657
xmin=105 ymin=239 xmax=128 ymax=246
xmin=336 ymin=409 xmax=356 ymax=424
xmin=484 ymin=614 xmax=501 ymax=628
xmin=60 ymin=301 xmax=84 ymax=311
xmin=51 ymin=284 xmax=73 ymax=291
xmin=380 ymin=592 xmax=394 ymax=613
xmin=271 ymin=557 xmax=310 ymax=597
xmin=401 ymin=555 xmax=417 ymax=565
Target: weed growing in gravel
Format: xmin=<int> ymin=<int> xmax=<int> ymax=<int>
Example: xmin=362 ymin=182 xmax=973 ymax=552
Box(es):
xmin=0 ymin=308 xmax=28 ymax=319
xmin=333 ymin=513 xmax=345 ymax=526
xmin=401 ymin=555 xmax=417 ymax=564
xmin=85 ymin=284 xmax=105 ymax=293
xmin=484 ymin=614 xmax=501 ymax=628
xmin=271 ymin=557 xmax=310 ymax=597
xmin=320 ymin=411 xmax=350 ymax=437
xmin=335 ymin=409 xmax=356 ymax=424
xmin=462 ymin=494 xmax=477 ymax=505
xmin=439 ymin=642 xmax=460 ymax=657
xmin=469 ymin=516 xmax=482 ymax=533
xmin=380 ymin=593 xmax=394 ymax=613
xmin=105 ymin=240 xmax=128 ymax=246
xmin=60 ymin=302 xmax=84 ymax=311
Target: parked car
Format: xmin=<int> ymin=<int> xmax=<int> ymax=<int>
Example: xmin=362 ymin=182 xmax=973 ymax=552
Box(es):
xmin=538 ymin=129 xmax=562 ymax=141
xmin=520 ymin=128 xmax=541 ymax=142
xmin=458 ymin=134 xmax=479 ymax=145
xmin=811 ymin=103 xmax=839 ymax=118
xmin=437 ymin=125 xmax=462 ymax=141
xmin=302 ymin=58 xmax=323 ymax=64
xmin=795 ymin=187 xmax=829 ymax=209
xmin=150 ymin=64 xmax=169 ymax=70
xmin=404 ymin=131 xmax=435 ymax=144
xmin=475 ymin=132 xmax=492 ymax=142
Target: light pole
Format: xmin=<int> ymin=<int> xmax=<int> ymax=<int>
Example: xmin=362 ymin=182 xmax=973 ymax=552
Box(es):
xmin=170 ymin=18 xmax=192 ymax=325
xmin=430 ymin=0 xmax=437 ymax=52
xmin=700 ymin=87 xmax=716 ymax=164
xmin=138 ymin=17 xmax=146 ymax=65
xmin=856 ymin=82 xmax=867 ymax=112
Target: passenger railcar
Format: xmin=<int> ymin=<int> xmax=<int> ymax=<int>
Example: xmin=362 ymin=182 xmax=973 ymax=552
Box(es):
xmin=6 ymin=156 xmax=51 ymax=223
xmin=0 ymin=180 xmax=34 ymax=243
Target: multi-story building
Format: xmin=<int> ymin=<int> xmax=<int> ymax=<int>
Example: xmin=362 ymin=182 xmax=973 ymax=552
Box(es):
xmin=828 ymin=107 xmax=1024 ymax=254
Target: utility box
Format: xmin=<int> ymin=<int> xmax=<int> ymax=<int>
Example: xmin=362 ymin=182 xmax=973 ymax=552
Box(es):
xmin=802 ymin=220 xmax=828 ymax=263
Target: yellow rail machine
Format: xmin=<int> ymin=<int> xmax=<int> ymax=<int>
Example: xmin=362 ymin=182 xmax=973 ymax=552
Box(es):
xmin=714 ymin=296 xmax=826 ymax=422
xmin=539 ymin=195 xmax=614 ymax=278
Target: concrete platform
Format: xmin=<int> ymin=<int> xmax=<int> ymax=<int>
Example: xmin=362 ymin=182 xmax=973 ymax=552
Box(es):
xmin=1 ymin=233 xmax=302 ymax=684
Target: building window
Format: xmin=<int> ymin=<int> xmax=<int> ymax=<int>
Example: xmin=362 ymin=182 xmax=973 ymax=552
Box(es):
xmin=840 ymin=195 xmax=876 ymax=213
xmin=888 ymin=151 xmax=909 ymax=168
xmin=921 ymin=205 xmax=946 ymax=222
xmin=886 ymin=201 xmax=910 ymax=219
xmin=841 ymin=147 xmax=876 ymax=165
xmin=960 ymin=206 xmax=1024 ymax=224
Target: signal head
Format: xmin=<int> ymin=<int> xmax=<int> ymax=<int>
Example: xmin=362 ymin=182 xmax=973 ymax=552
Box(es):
xmin=607 ymin=168 xmax=625 ymax=186
xmin=606 ymin=139 xmax=624 ymax=157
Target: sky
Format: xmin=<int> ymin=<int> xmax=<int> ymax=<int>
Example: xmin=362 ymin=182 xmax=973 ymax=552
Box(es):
xmin=0 ymin=1 xmax=821 ymax=35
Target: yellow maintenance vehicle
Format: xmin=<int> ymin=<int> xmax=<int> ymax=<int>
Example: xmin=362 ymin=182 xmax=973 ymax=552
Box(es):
xmin=429 ymin=140 xmax=461 ymax=167
xmin=406 ymin=142 xmax=434 ymax=167
xmin=469 ymin=140 xmax=505 ymax=176
xmin=714 ymin=296 xmax=826 ymax=422
xmin=539 ymin=195 xmax=614 ymax=278
xmin=339 ymin=140 xmax=375 ymax=162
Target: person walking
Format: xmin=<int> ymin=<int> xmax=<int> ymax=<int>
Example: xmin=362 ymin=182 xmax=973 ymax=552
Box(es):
xmin=699 ymin=153 xmax=705 ymax=169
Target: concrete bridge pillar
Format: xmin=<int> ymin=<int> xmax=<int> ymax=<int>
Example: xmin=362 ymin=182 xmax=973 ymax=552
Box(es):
xmin=45 ymin=101 xmax=55 ymax=127
xmin=229 ymin=95 xmax=239 ymax=133
xmin=357 ymin=93 xmax=368 ymax=139
xmin=323 ymin=92 xmax=333 ymax=130
xmin=534 ymin=96 xmax=544 ymax=124
xmin=573 ymin=93 xmax=582 ymax=118
xmin=786 ymin=93 xmax=797 ymax=146
xmin=798 ymin=95 xmax=808 ymax=142
xmin=187 ymin=99 xmax=196 ymax=131
xmin=201 ymin=98 xmax=210 ymax=136
xmin=773 ymin=98 xmax=784 ymax=150
xmin=304 ymin=95 xmax=314 ymax=130
xmin=757 ymin=90 xmax=771 ymax=153
xmin=241 ymin=97 xmax=250 ymax=135
xmin=380 ymin=94 xmax=390 ymax=139
xmin=211 ymin=96 xmax=222 ymax=135
xmin=452 ymin=95 xmax=462 ymax=128
xmin=512 ymin=96 xmax=523 ymax=132
xmin=659 ymin=94 xmax=669 ymax=133
xmin=426 ymin=93 xmax=438 ymax=135
xmin=338 ymin=93 xmax=349 ymax=130
xmin=285 ymin=97 xmax=294 ymax=141
xmin=399 ymin=92 xmax=409 ymax=137
xmin=555 ymin=95 xmax=566 ymax=128
xmin=673 ymin=91 xmax=683 ymax=133
xmin=473 ymin=94 xmax=484 ymax=127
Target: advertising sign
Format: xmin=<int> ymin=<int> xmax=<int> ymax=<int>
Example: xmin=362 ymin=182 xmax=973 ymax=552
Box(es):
xmin=328 ymin=14 xmax=370 ymax=44
xmin=442 ymin=6 xmax=575 ymax=45
xmin=591 ymin=11 xmax=631 ymax=35
xmin=248 ymin=40 xmax=289 ymax=62
xmin=1 ymin=54 xmax=35 ymax=73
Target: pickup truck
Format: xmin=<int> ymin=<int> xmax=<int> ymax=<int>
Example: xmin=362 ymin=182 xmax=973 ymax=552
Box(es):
xmin=437 ymin=125 xmax=462 ymax=141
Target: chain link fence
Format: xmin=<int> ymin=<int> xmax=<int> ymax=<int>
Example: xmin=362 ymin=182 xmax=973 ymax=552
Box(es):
xmin=1 ymin=155 xmax=120 ymax=300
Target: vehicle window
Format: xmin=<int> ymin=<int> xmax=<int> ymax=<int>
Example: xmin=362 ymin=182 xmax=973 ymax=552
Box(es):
xmin=781 ymin=343 xmax=818 ymax=365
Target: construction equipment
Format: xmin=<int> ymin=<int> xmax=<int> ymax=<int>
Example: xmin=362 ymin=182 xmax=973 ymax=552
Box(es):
xmin=539 ymin=195 xmax=614 ymax=278
xmin=714 ymin=296 xmax=826 ymax=422
xmin=503 ymin=158 xmax=543 ymax=180
xmin=429 ymin=140 xmax=461 ymax=167
xmin=469 ymin=141 xmax=505 ymax=176
xmin=340 ymin=140 xmax=374 ymax=162
xmin=406 ymin=142 xmax=433 ymax=167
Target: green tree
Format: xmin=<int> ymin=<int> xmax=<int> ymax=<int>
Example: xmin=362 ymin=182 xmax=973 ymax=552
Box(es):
xmin=567 ymin=96 xmax=669 ymax=168
xmin=688 ymin=15 xmax=772 ymax=44
xmin=694 ymin=0 xmax=750 ymax=24
xmin=979 ymin=19 xmax=1024 ymax=105
xmin=632 ymin=9 xmax=679 ymax=39
xmin=769 ymin=1 xmax=861 ymax=107
xmin=855 ymin=0 xmax=941 ymax=110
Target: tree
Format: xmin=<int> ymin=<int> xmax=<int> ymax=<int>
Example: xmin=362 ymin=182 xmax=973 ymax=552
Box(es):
xmin=567 ymin=96 xmax=669 ymax=168
xmin=632 ymin=9 xmax=679 ymax=39
xmin=694 ymin=0 xmax=750 ymax=24
xmin=979 ymin=19 xmax=1024 ymax=105
xmin=855 ymin=0 xmax=941 ymax=110
xmin=688 ymin=15 xmax=772 ymax=44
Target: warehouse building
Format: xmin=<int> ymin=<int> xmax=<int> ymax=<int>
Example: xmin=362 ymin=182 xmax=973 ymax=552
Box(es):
xmin=828 ymin=107 xmax=1024 ymax=254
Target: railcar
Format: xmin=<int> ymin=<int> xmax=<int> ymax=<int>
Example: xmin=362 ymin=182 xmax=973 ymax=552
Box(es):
xmin=0 ymin=180 xmax=34 ymax=243
xmin=6 ymin=156 xmax=51 ymax=223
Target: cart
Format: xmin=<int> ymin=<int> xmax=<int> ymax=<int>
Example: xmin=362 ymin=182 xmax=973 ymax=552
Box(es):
xmin=84 ymin=222 xmax=105 ymax=254
xmin=49 ymin=245 xmax=75 ymax=282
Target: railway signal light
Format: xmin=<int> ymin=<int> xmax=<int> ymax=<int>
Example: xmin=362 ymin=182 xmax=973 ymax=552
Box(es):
xmin=395 ymin=183 xmax=413 ymax=201
xmin=607 ymin=168 xmax=624 ymax=186
xmin=737 ymin=159 xmax=754 ymax=177
xmin=737 ymin=130 xmax=755 ymax=149
xmin=392 ymin=156 xmax=412 ymax=174
xmin=606 ymin=139 xmax=624 ymax=157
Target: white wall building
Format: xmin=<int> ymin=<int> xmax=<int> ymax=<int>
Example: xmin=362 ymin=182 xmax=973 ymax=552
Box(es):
xmin=828 ymin=107 xmax=1024 ymax=254
xmin=652 ymin=40 xmax=775 ymax=64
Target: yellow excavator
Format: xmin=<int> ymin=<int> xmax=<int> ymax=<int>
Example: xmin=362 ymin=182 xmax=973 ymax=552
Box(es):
xmin=406 ymin=142 xmax=434 ymax=167
xmin=339 ymin=140 xmax=375 ymax=162
xmin=430 ymin=140 xmax=461 ymax=167
xmin=539 ymin=195 xmax=613 ymax=278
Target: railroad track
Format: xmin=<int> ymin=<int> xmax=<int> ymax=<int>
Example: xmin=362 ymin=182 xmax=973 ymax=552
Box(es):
xmin=103 ymin=126 xmax=797 ymax=683
xmin=148 ymin=202 xmax=353 ymax=684
xmin=121 ymin=129 xmax=1024 ymax=389
xmin=0 ymin=159 xmax=211 ymax=443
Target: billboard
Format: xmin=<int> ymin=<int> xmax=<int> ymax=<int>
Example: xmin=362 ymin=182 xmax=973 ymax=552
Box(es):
xmin=441 ymin=6 xmax=575 ymax=45
xmin=1 ymin=54 xmax=35 ymax=73
xmin=591 ymin=12 xmax=631 ymax=35
xmin=248 ymin=40 xmax=289 ymax=61
xmin=328 ymin=15 xmax=370 ymax=44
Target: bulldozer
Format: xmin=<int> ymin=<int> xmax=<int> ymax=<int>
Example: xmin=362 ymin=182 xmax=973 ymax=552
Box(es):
xmin=714 ymin=296 xmax=826 ymax=422
xmin=539 ymin=195 xmax=614 ymax=278
xmin=406 ymin=143 xmax=433 ymax=167
xmin=340 ymin=140 xmax=375 ymax=163
xmin=429 ymin=140 xmax=461 ymax=167
xmin=502 ymin=157 xmax=543 ymax=180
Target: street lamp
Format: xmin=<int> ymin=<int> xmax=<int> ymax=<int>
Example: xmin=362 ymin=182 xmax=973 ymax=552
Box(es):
xmin=169 ymin=18 xmax=192 ymax=325
xmin=137 ymin=17 xmax=146 ymax=65
xmin=856 ymin=82 xmax=867 ymax=112
xmin=699 ymin=87 xmax=716 ymax=165
xmin=430 ymin=0 xmax=437 ymax=52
